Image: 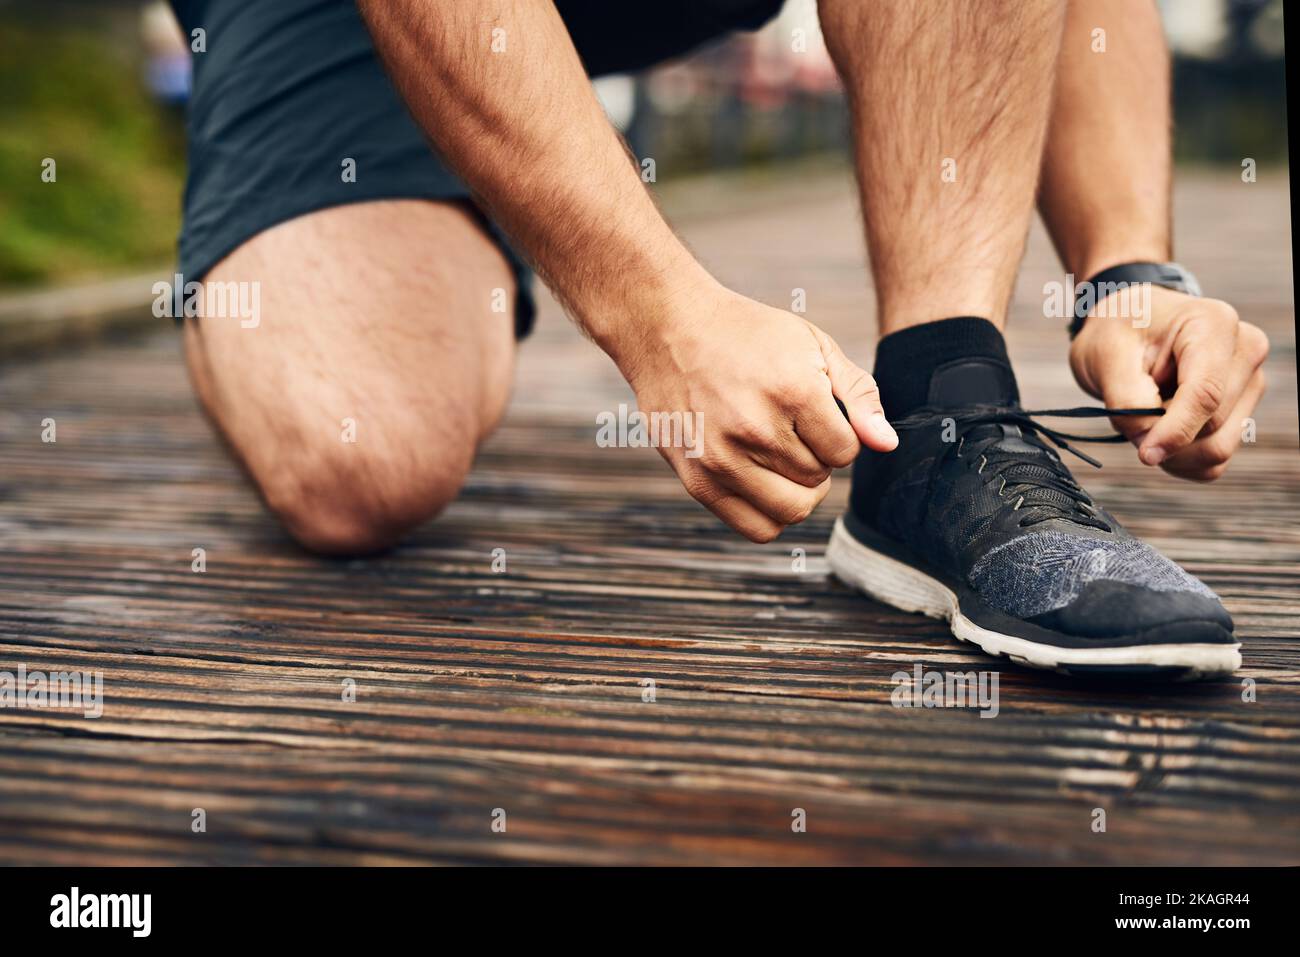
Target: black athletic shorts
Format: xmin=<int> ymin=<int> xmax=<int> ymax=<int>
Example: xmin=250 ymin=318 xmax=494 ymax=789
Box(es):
xmin=170 ymin=0 xmax=785 ymax=338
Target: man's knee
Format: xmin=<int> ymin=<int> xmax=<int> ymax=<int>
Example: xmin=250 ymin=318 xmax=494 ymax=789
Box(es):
xmin=258 ymin=436 xmax=473 ymax=556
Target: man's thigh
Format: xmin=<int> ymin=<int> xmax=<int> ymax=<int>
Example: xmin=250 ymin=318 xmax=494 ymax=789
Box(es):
xmin=184 ymin=199 xmax=517 ymax=551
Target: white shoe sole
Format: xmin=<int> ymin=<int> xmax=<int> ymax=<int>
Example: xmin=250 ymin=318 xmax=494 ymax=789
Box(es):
xmin=826 ymin=517 xmax=1241 ymax=678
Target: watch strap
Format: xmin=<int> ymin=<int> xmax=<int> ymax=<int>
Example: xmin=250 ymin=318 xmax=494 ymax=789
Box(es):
xmin=1069 ymin=262 xmax=1202 ymax=338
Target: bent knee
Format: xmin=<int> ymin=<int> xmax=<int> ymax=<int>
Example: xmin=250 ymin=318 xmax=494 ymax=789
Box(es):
xmin=259 ymin=441 xmax=472 ymax=556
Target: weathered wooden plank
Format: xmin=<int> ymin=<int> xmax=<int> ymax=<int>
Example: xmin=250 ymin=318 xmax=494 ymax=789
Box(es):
xmin=0 ymin=171 xmax=1296 ymax=865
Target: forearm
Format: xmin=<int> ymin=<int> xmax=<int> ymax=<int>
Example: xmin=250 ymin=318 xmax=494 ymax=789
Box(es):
xmin=357 ymin=0 xmax=714 ymax=362
xmin=1038 ymin=0 xmax=1172 ymax=280
xmin=358 ymin=1 xmax=903 ymax=543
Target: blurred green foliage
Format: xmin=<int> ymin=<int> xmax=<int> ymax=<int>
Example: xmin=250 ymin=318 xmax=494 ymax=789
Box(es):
xmin=0 ymin=17 xmax=185 ymax=289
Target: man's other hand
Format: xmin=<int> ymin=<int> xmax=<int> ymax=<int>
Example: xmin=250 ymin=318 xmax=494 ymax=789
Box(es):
xmin=1070 ymin=285 xmax=1269 ymax=482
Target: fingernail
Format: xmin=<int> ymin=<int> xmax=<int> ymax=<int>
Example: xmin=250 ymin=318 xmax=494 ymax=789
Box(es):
xmin=1141 ymin=446 xmax=1166 ymax=466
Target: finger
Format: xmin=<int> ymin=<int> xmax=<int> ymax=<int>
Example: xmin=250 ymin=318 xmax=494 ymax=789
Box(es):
xmin=808 ymin=324 xmax=898 ymax=452
xmin=680 ymin=468 xmax=784 ymax=542
xmin=1093 ymin=349 xmax=1164 ymax=444
xmin=711 ymin=459 xmax=832 ymax=527
xmin=747 ymin=433 xmax=833 ymax=488
xmin=1160 ymin=368 xmax=1266 ymax=482
xmin=792 ymin=385 xmax=862 ymax=469
xmin=1201 ymin=322 xmax=1269 ymax=435
xmin=709 ymin=493 xmax=787 ymax=543
xmin=717 ymin=415 xmax=832 ymax=486
xmin=1138 ymin=312 xmax=1239 ymax=466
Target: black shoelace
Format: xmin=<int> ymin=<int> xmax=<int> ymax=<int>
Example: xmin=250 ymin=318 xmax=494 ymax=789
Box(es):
xmin=888 ymin=404 xmax=1164 ymax=530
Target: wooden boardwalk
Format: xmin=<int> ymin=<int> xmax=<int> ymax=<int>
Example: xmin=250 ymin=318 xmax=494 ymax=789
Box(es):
xmin=0 ymin=168 xmax=1296 ymax=865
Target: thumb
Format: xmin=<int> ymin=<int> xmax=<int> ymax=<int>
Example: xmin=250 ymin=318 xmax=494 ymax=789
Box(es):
xmin=811 ymin=324 xmax=898 ymax=452
xmin=1097 ymin=353 xmax=1165 ymax=444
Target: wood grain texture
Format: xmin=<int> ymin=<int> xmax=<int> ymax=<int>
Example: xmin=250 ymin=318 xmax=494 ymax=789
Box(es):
xmin=0 ymin=169 xmax=1296 ymax=865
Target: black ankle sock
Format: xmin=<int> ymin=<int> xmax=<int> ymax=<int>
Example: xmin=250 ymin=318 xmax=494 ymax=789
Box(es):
xmin=872 ymin=317 xmax=1016 ymax=419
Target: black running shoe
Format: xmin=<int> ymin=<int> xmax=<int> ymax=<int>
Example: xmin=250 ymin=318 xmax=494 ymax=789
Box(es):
xmin=827 ymin=318 xmax=1239 ymax=679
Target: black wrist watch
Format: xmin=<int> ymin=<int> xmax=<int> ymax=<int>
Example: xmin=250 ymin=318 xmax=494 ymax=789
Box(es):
xmin=1069 ymin=261 xmax=1202 ymax=338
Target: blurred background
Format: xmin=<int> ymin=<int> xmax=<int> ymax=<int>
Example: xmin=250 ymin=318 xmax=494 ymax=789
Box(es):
xmin=0 ymin=0 xmax=1288 ymax=293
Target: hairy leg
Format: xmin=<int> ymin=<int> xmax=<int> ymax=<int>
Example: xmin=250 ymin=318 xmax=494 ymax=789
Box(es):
xmin=1038 ymin=0 xmax=1171 ymax=279
xmin=184 ymin=199 xmax=517 ymax=554
xmin=818 ymin=0 xmax=1066 ymax=334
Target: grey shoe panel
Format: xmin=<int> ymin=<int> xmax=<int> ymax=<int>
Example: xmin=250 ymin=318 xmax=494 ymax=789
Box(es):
xmin=967 ymin=530 xmax=1220 ymax=620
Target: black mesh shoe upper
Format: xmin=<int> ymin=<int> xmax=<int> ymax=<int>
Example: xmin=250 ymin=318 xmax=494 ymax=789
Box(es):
xmin=848 ymin=343 xmax=1233 ymax=639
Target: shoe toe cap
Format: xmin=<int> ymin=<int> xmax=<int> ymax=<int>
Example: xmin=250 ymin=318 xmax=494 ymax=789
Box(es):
xmin=1028 ymin=578 xmax=1234 ymax=642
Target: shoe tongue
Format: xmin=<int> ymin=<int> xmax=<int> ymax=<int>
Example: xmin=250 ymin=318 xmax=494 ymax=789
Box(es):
xmin=922 ymin=356 xmax=1085 ymax=522
xmin=927 ymin=357 xmax=1019 ymax=408
xmin=926 ymin=357 xmax=1032 ymax=449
